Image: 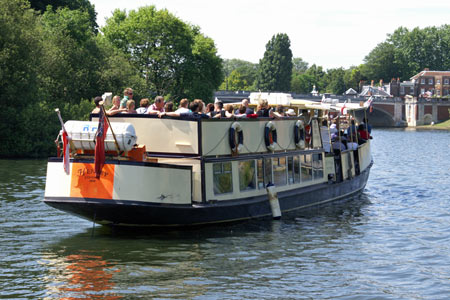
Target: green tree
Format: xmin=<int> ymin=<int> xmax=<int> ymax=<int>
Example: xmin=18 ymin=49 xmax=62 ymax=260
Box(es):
xmin=257 ymin=33 xmax=293 ymax=92
xmin=305 ymin=64 xmax=326 ymax=92
xmin=221 ymin=59 xmax=258 ymax=90
xmin=291 ymin=73 xmax=315 ymax=94
xmin=0 ymin=0 xmax=43 ymax=157
xmin=102 ymin=6 xmax=222 ymax=101
xmin=292 ymin=57 xmax=309 ymax=74
xmin=361 ymin=41 xmax=398 ymax=82
xmin=326 ymin=68 xmax=346 ymax=94
xmin=28 ymin=0 xmax=97 ymax=29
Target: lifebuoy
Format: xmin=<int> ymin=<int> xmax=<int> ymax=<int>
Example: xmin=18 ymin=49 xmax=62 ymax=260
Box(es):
xmin=294 ymin=120 xmax=305 ymax=149
xmin=264 ymin=121 xmax=278 ymax=152
xmin=229 ymin=122 xmax=244 ymax=154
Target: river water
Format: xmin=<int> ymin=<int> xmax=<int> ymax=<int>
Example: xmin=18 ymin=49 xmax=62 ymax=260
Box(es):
xmin=1 ymin=129 xmax=450 ymax=299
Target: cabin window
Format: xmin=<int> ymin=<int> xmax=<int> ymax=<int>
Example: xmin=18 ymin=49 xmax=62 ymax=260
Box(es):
xmin=294 ymin=155 xmax=301 ymax=183
xmin=239 ymin=160 xmax=256 ymax=191
xmin=273 ymin=157 xmax=287 ymax=186
xmin=287 ymin=156 xmax=294 ymax=184
xmin=429 ymin=78 xmax=433 ymax=84
xmin=257 ymin=159 xmax=265 ymax=189
xmin=437 ymin=79 xmax=441 ymax=84
xmin=421 ymin=78 xmax=425 ymax=84
xmin=445 ymin=79 xmax=449 ymax=85
xmin=301 ymin=154 xmax=312 ymax=182
xmin=264 ymin=157 xmax=272 ymax=187
xmin=213 ymin=162 xmax=233 ymax=195
xmin=312 ymin=153 xmax=323 ymax=180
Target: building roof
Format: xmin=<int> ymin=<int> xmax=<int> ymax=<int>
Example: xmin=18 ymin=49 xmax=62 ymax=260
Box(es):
xmin=345 ymin=88 xmax=358 ymax=95
xmin=410 ymin=70 xmax=450 ymax=80
xmin=359 ymin=86 xmax=391 ymax=97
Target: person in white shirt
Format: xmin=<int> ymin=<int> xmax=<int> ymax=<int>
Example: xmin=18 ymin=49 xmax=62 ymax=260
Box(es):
xmin=175 ymin=98 xmax=190 ymax=113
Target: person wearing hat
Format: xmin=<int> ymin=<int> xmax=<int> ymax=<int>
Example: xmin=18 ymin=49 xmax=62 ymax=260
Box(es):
xmin=286 ymin=108 xmax=296 ymax=117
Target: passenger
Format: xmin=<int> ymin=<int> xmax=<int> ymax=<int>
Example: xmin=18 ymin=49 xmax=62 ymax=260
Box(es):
xmin=331 ymin=136 xmax=346 ymax=151
xmin=125 ymin=99 xmax=137 ymax=114
xmin=147 ymin=96 xmax=165 ymax=114
xmin=107 ymin=95 xmax=126 ymax=115
xmin=91 ymin=96 xmax=102 ymax=114
xmin=120 ymin=88 xmax=133 ymax=108
xmin=234 ymin=98 xmax=254 ymax=115
xmin=272 ymin=105 xmax=285 ymax=118
xmin=158 ymin=100 xmax=209 ymax=119
xmin=358 ymin=124 xmax=370 ymax=141
xmin=224 ymin=104 xmax=234 ymax=118
xmin=329 ymin=119 xmax=338 ymax=135
xmin=299 ymin=109 xmax=310 ymax=124
xmin=136 ymin=98 xmax=150 ymax=114
xmin=286 ymin=108 xmax=296 ymax=117
xmin=235 ymin=105 xmax=247 ymax=118
xmin=346 ymin=134 xmax=358 ymax=150
xmin=205 ymin=103 xmax=214 ymax=116
xmin=346 ymin=119 xmax=357 ymax=136
xmin=211 ymin=100 xmax=225 ymax=118
xmin=320 ymin=119 xmax=331 ymax=153
xmin=256 ymin=99 xmax=271 ymax=117
xmin=164 ymin=101 xmax=174 ymax=112
xmin=175 ymin=99 xmax=190 ymax=113
xmin=361 ymin=117 xmax=372 ymax=134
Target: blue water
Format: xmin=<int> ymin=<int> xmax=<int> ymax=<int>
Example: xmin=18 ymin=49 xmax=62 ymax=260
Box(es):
xmin=1 ymin=128 xmax=450 ymax=299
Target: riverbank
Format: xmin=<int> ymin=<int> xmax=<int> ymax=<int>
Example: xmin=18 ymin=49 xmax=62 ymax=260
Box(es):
xmin=415 ymin=119 xmax=450 ymax=130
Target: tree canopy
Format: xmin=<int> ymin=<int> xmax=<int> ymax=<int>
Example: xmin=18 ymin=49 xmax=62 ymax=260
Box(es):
xmin=102 ymin=6 xmax=223 ymax=101
xmin=257 ymin=33 xmax=293 ymax=92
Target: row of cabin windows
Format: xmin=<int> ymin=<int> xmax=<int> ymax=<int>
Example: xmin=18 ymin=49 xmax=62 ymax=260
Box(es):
xmin=213 ymin=154 xmax=323 ymax=195
xmin=420 ymin=78 xmax=450 ymax=85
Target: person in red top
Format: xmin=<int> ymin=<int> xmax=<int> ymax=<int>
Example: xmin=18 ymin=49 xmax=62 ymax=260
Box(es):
xmin=357 ymin=124 xmax=370 ymax=140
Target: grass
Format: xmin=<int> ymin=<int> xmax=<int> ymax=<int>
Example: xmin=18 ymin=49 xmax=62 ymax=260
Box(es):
xmin=416 ymin=119 xmax=450 ymax=130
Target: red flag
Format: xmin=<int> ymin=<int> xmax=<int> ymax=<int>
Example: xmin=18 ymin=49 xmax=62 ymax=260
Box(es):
xmin=94 ymin=109 xmax=109 ymax=178
xmin=62 ymin=130 xmax=70 ymax=174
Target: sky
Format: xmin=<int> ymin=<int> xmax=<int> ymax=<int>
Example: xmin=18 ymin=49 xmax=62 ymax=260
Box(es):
xmin=90 ymin=0 xmax=450 ymax=70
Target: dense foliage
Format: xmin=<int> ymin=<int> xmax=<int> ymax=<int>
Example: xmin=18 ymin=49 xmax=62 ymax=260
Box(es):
xmin=0 ymin=1 xmax=222 ymax=158
xmin=256 ymin=33 xmax=293 ymax=92
xmin=102 ymin=6 xmax=223 ymax=101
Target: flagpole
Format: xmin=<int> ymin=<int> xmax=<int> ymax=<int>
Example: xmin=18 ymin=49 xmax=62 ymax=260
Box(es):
xmin=100 ymin=103 xmax=121 ymax=156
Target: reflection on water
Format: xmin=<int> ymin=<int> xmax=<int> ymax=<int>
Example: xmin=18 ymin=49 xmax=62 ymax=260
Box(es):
xmin=2 ymin=129 xmax=450 ymax=299
xmin=41 ymin=252 xmax=121 ymax=300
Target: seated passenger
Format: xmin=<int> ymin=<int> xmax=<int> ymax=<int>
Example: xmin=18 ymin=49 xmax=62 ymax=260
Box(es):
xmin=125 ymin=99 xmax=137 ymax=114
xmin=346 ymin=134 xmax=358 ymax=150
xmin=158 ymin=100 xmax=209 ymax=119
xmin=272 ymin=105 xmax=285 ymax=118
xmin=235 ymin=105 xmax=247 ymax=118
xmin=147 ymin=96 xmax=165 ymax=114
xmin=211 ymin=100 xmax=225 ymax=118
xmin=164 ymin=101 xmax=174 ymax=112
xmin=205 ymin=103 xmax=214 ymax=116
xmin=286 ymin=108 xmax=296 ymax=117
xmin=256 ymin=99 xmax=271 ymax=117
xmin=332 ymin=136 xmax=346 ymax=151
xmin=175 ymin=98 xmax=190 ymax=113
xmin=107 ymin=95 xmax=126 ymax=116
xmin=136 ymin=98 xmax=150 ymax=114
xmin=91 ymin=96 xmax=102 ymax=114
xmin=224 ymin=104 xmax=234 ymax=118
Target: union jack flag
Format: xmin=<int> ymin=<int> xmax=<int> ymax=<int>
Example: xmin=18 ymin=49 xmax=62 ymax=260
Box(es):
xmin=94 ymin=108 xmax=109 ymax=178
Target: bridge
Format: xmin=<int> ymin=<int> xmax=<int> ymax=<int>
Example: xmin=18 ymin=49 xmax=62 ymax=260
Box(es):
xmin=214 ymin=91 xmax=450 ymax=127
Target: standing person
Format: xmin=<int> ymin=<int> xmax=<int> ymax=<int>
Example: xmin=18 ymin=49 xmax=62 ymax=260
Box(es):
xmin=136 ymin=98 xmax=150 ymax=114
xmin=148 ymin=96 xmax=165 ymax=114
xmin=361 ymin=117 xmax=372 ymax=134
xmin=120 ymin=88 xmax=133 ymax=108
xmin=320 ymin=119 xmax=331 ymax=152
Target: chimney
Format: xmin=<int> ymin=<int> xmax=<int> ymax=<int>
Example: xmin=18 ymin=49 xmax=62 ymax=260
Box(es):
xmin=380 ymin=79 xmax=383 ymax=86
xmin=371 ymin=80 xmax=374 ymax=87
xmin=424 ymin=68 xmax=429 ymax=71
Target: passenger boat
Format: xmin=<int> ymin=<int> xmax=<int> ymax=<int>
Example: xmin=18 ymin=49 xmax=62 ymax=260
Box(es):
xmin=43 ymin=94 xmax=373 ymax=227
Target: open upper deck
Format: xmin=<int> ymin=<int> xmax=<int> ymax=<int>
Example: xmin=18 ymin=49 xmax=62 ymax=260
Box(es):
xmin=90 ymin=114 xmax=323 ymax=158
